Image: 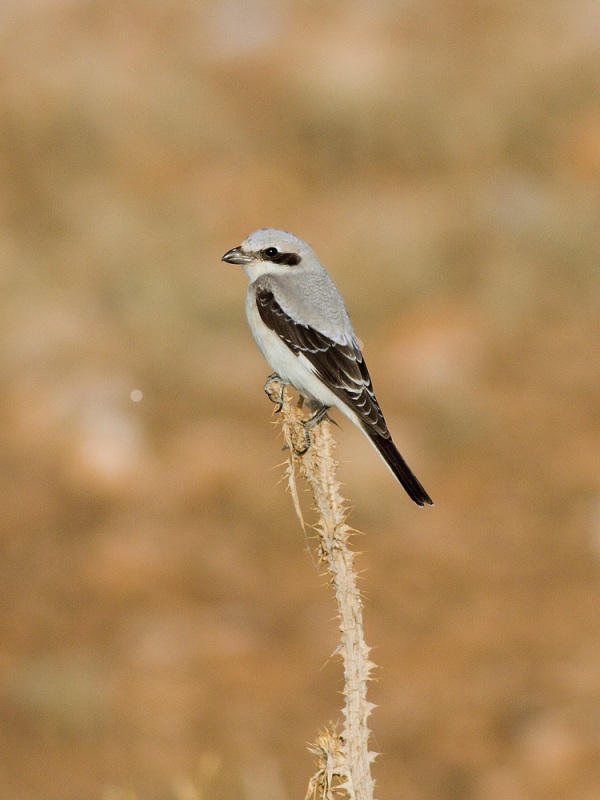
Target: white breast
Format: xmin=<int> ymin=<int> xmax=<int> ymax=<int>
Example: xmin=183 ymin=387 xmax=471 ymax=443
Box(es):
xmin=245 ymin=287 xmax=342 ymax=410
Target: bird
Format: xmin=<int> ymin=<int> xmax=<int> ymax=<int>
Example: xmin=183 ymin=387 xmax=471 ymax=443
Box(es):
xmin=222 ymin=228 xmax=433 ymax=507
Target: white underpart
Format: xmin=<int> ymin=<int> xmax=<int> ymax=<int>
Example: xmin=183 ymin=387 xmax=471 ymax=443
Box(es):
xmin=245 ymin=287 xmax=363 ymax=431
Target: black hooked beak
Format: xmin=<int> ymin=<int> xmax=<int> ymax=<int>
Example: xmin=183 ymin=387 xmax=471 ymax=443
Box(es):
xmin=222 ymin=246 xmax=252 ymax=265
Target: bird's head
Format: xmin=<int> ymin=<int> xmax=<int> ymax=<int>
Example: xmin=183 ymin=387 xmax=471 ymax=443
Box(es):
xmin=222 ymin=229 xmax=315 ymax=280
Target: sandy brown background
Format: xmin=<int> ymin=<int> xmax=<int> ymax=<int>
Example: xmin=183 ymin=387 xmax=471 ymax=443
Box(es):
xmin=1 ymin=1 xmax=599 ymax=798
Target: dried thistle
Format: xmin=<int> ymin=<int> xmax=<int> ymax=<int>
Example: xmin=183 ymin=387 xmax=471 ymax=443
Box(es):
xmin=269 ymin=378 xmax=377 ymax=800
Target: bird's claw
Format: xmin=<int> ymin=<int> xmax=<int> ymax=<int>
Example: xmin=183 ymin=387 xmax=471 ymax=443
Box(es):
xmin=292 ymin=405 xmax=330 ymax=456
xmin=293 ymin=433 xmax=311 ymax=456
xmin=264 ymin=373 xmax=284 ymax=412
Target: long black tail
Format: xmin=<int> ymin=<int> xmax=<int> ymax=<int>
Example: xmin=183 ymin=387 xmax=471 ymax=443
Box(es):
xmin=366 ymin=429 xmax=433 ymax=507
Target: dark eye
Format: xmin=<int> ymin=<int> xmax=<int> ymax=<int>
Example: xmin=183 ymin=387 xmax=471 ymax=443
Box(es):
xmin=264 ymin=247 xmax=279 ymax=259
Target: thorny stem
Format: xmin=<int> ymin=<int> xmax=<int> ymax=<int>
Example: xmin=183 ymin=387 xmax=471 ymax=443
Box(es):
xmin=267 ymin=378 xmax=377 ymax=800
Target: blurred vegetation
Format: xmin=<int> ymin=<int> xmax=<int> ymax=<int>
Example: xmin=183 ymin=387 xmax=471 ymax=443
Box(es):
xmin=0 ymin=1 xmax=599 ymax=799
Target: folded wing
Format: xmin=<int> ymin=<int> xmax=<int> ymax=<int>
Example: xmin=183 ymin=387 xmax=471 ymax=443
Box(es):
xmin=256 ymin=287 xmax=387 ymax=435
xmin=255 ymin=287 xmax=433 ymax=506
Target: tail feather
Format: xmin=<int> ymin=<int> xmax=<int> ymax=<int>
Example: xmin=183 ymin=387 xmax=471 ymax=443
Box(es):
xmin=366 ymin=429 xmax=433 ymax=507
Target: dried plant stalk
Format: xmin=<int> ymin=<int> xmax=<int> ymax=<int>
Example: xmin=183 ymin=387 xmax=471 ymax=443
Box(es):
xmin=267 ymin=378 xmax=377 ymax=800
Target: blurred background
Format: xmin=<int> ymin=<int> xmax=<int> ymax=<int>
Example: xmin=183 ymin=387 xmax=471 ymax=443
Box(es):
xmin=1 ymin=1 xmax=599 ymax=798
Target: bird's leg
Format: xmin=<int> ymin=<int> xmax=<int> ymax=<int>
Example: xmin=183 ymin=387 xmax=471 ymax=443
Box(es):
xmin=294 ymin=404 xmax=331 ymax=455
xmin=263 ymin=373 xmax=285 ymax=413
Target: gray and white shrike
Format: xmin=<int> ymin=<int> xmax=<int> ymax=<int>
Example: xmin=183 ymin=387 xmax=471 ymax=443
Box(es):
xmin=223 ymin=228 xmax=433 ymax=507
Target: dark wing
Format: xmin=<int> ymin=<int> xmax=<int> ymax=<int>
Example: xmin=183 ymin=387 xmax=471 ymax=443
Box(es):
xmin=256 ymin=288 xmax=434 ymax=506
xmin=255 ymin=288 xmax=388 ymax=436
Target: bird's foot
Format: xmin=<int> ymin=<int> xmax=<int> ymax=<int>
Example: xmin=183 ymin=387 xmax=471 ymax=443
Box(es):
xmin=263 ymin=374 xmax=285 ymax=413
xmin=293 ymin=405 xmax=331 ymax=455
